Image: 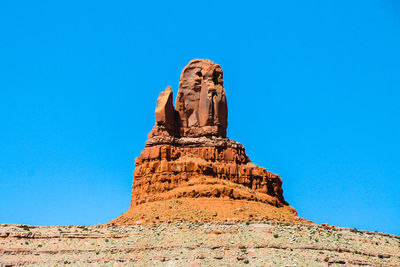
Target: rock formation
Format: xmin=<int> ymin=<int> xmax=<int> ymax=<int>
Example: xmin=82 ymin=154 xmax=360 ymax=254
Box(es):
xmin=111 ymin=59 xmax=300 ymax=225
xmin=175 ymin=59 xmax=227 ymax=137
xmin=149 ymin=59 xmax=228 ymax=138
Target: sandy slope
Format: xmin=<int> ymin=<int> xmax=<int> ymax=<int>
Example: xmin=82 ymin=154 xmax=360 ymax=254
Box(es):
xmin=110 ymin=198 xmax=307 ymax=225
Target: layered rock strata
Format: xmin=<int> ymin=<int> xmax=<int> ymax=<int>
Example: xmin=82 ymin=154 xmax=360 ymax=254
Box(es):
xmin=114 ymin=59 xmax=296 ymax=224
xmin=132 ymin=136 xmax=287 ymax=207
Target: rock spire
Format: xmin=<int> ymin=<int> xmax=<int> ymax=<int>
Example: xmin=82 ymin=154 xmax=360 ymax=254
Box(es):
xmin=149 ymin=59 xmax=228 ymax=138
xmin=110 ymin=59 xmax=302 ymax=225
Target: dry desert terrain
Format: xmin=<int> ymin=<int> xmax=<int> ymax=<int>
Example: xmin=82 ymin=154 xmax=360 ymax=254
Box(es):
xmin=1 ymin=221 xmax=399 ymax=266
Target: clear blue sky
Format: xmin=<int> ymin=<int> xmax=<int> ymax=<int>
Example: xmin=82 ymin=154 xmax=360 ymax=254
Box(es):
xmin=1 ymin=1 xmax=399 ymax=235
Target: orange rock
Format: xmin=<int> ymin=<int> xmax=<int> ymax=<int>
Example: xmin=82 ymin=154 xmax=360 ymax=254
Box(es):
xmin=155 ymin=86 xmax=175 ymax=129
xmin=175 ymin=59 xmax=227 ymax=137
xmin=112 ymin=59 xmax=300 ymax=225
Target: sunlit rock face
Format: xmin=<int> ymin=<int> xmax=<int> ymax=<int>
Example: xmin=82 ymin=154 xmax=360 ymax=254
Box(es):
xmin=175 ymin=59 xmax=228 ymax=137
xmin=149 ymin=59 xmax=228 ymax=139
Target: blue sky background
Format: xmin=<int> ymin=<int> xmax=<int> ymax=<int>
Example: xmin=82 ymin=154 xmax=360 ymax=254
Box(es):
xmin=1 ymin=1 xmax=399 ymax=235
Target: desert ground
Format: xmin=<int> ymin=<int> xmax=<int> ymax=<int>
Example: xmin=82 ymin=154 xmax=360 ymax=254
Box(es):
xmin=1 ymin=221 xmax=399 ymax=266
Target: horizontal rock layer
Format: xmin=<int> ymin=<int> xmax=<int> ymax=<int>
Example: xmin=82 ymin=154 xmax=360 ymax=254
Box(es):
xmin=131 ymin=136 xmax=287 ymax=207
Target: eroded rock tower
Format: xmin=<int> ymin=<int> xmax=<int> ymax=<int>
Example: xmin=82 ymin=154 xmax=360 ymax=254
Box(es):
xmin=111 ymin=59 xmax=303 ymax=225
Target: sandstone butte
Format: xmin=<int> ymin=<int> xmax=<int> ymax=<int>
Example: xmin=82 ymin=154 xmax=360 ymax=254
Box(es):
xmin=110 ymin=59 xmax=308 ymax=225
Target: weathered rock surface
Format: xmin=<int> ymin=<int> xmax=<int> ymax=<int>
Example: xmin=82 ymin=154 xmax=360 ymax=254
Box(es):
xmin=113 ymin=59 xmax=298 ymax=225
xmin=130 ymin=136 xmax=287 ymax=208
xmin=155 ymin=86 xmax=175 ymax=131
xmin=176 ymin=59 xmax=227 ymax=137
xmin=148 ymin=59 xmax=228 ymax=138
